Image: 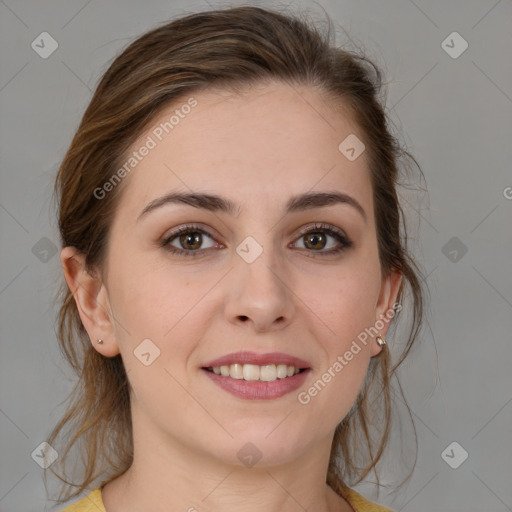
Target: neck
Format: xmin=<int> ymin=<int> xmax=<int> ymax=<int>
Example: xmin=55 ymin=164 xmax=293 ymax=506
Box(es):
xmin=101 ymin=411 xmax=352 ymax=512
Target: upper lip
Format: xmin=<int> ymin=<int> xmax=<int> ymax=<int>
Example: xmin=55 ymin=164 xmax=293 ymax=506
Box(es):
xmin=203 ymin=351 xmax=310 ymax=369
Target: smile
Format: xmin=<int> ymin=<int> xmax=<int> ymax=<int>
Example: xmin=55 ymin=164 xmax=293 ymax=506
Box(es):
xmin=201 ymin=351 xmax=311 ymax=399
xmin=205 ymin=363 xmax=303 ymax=382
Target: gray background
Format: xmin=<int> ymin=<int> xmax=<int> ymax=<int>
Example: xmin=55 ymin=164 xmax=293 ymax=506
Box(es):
xmin=1 ymin=0 xmax=511 ymax=510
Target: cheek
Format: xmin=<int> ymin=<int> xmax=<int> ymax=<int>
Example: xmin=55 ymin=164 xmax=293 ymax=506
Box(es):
xmin=108 ymin=253 xmax=203 ymax=340
xmin=310 ymin=257 xmax=382 ymax=350
xmin=297 ymin=278 xmax=379 ymax=428
xmin=106 ymin=255 xmax=218 ymax=390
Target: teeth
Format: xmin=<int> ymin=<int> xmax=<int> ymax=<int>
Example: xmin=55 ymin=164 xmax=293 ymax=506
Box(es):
xmin=276 ymin=364 xmax=288 ymax=379
xmin=230 ymin=363 xmax=243 ymax=379
xmin=243 ymin=364 xmax=260 ymax=381
xmin=260 ymin=364 xmax=277 ymax=382
xmin=212 ymin=363 xmax=301 ymax=382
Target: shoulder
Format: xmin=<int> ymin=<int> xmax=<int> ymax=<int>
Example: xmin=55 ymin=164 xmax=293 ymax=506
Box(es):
xmin=340 ymin=487 xmax=394 ymax=512
xmin=60 ymin=488 xmax=106 ymax=512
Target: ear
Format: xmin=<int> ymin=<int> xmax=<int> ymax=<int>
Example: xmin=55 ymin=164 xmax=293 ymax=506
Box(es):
xmin=60 ymin=246 xmax=120 ymax=357
xmin=370 ymin=268 xmax=402 ymax=357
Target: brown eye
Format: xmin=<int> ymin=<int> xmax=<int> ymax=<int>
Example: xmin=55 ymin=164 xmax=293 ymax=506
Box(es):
xmin=303 ymin=232 xmax=327 ymax=250
xmin=178 ymin=232 xmax=203 ymax=251
xmin=293 ymin=223 xmax=353 ymax=256
xmin=161 ymin=225 xmax=219 ymax=257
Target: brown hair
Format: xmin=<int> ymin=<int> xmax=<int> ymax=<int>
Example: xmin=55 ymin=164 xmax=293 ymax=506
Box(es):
xmin=48 ymin=4 xmax=424 ymax=503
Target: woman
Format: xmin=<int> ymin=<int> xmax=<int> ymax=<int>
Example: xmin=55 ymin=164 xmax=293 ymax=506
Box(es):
xmin=48 ymin=5 xmax=424 ymax=511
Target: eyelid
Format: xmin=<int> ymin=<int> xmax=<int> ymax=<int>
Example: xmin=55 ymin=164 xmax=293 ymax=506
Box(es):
xmin=294 ymin=222 xmax=348 ymax=239
xmin=161 ymin=222 xmax=217 ymax=241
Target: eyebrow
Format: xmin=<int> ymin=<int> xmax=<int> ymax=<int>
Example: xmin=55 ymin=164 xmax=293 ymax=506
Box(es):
xmin=137 ymin=191 xmax=367 ymax=222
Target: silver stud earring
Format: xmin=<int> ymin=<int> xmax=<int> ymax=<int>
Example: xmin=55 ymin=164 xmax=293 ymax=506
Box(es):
xmin=97 ymin=339 xmax=104 ymax=344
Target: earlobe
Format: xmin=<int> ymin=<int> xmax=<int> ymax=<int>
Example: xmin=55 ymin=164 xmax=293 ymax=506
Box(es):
xmin=60 ymin=247 xmax=120 ymax=357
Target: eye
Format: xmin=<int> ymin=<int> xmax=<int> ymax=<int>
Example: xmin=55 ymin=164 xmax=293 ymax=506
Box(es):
xmin=161 ymin=224 xmax=221 ymax=257
xmin=292 ymin=223 xmax=352 ymax=256
xmin=160 ymin=222 xmax=352 ymax=258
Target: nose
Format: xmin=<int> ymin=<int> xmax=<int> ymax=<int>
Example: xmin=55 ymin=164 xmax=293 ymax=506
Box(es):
xmin=224 ymin=249 xmax=295 ymax=333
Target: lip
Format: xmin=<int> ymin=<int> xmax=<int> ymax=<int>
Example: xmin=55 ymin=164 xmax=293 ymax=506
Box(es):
xmin=202 ymin=367 xmax=311 ymax=400
xmin=202 ymin=351 xmax=311 ymax=369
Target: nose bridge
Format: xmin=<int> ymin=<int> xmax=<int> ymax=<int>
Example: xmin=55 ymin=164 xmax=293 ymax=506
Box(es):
xmin=241 ymin=250 xmax=284 ymax=297
xmin=226 ymin=238 xmax=294 ymax=330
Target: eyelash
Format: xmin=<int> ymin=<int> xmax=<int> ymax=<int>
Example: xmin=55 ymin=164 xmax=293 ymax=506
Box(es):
xmin=160 ymin=222 xmax=353 ymax=258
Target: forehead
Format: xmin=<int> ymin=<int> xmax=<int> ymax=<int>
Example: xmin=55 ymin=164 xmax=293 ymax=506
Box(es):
xmin=115 ymin=82 xmax=372 ymax=218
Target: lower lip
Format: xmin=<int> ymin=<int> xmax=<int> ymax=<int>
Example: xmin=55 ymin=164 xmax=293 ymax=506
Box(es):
xmin=202 ymin=368 xmax=310 ymax=400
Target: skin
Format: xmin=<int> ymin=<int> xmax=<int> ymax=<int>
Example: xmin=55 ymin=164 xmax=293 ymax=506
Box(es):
xmin=61 ymin=81 xmax=401 ymax=512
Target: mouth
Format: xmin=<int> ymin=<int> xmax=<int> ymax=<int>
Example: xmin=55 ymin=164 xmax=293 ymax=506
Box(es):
xmin=201 ymin=351 xmax=311 ymax=400
xmin=203 ymin=363 xmax=307 ymax=382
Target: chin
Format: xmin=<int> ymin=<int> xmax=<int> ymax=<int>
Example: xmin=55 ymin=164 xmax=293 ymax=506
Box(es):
xmin=206 ymin=423 xmax=314 ymax=468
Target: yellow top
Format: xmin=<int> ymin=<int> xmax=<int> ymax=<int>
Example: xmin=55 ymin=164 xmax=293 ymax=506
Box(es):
xmin=61 ymin=486 xmax=393 ymax=511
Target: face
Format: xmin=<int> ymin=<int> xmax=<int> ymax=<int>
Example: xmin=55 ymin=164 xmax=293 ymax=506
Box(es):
xmin=84 ymin=82 xmax=399 ymax=467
